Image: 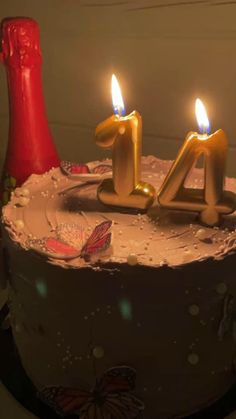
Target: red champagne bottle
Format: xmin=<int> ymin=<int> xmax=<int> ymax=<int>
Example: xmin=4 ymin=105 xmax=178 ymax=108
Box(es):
xmin=0 ymin=17 xmax=60 ymax=204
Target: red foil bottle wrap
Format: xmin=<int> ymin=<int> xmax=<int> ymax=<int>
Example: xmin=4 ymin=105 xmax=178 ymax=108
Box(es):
xmin=0 ymin=17 xmax=60 ymax=204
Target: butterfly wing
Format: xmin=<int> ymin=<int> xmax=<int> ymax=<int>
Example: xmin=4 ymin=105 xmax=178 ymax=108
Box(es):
xmin=61 ymin=161 xmax=111 ymax=182
xmin=81 ymin=220 xmax=112 ymax=258
xmin=61 ymin=160 xmax=90 ymax=177
xmin=39 ymin=386 xmax=92 ymax=417
xmin=95 ymin=368 xmax=144 ymax=419
xmin=99 ymin=366 xmax=136 ymax=393
xmin=29 ymin=237 xmax=80 ymax=260
xmin=56 ymin=223 xmax=86 ymax=250
xmin=218 ymin=294 xmax=234 ymax=340
xmin=105 ymin=393 xmax=144 ymax=419
xmin=92 ymin=164 xmax=112 ymax=175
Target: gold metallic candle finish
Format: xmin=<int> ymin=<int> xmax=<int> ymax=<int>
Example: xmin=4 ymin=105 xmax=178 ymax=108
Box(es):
xmin=158 ymin=129 xmax=235 ymax=226
xmin=95 ymin=110 xmax=155 ymax=210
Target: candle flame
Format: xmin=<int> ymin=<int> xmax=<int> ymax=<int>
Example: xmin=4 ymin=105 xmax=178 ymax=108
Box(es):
xmin=195 ymin=98 xmax=211 ymax=135
xmin=111 ymin=74 xmax=126 ymax=117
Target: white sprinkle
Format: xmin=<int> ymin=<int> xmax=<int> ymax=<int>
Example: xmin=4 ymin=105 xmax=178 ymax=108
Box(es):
xmin=188 ymin=353 xmax=199 ymax=365
xmin=92 ymin=346 xmax=105 ymax=359
xmin=188 ymin=304 xmax=200 ymax=316
xmin=21 ymin=188 xmax=30 ymax=197
xmin=14 ymin=219 xmax=24 ymax=230
xmin=127 ymin=253 xmax=138 ymax=266
xmin=160 ymin=260 xmax=167 ymax=267
xmin=216 ymin=282 xmax=228 ymax=295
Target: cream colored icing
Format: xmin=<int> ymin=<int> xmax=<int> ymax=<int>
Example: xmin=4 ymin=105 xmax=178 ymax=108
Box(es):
xmin=3 ymin=156 xmax=236 ymax=269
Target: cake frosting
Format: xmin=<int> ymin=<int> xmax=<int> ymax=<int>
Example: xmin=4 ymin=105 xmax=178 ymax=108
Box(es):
xmin=2 ymin=156 xmax=236 ymax=419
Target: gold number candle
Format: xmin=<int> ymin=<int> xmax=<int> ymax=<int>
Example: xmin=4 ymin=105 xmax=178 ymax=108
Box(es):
xmin=158 ymin=99 xmax=235 ymax=226
xmin=95 ymin=75 xmax=155 ymax=210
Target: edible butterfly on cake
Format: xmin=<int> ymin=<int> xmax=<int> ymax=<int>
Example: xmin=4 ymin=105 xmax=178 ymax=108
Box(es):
xmin=38 ymin=366 xmax=144 ymax=419
xmin=218 ymin=294 xmax=236 ymax=342
xmin=60 ymin=160 xmax=112 ymax=182
xmin=28 ymin=220 xmax=113 ymax=261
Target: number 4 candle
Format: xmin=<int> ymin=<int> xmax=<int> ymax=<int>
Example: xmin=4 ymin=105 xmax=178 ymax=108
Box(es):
xmin=158 ymin=99 xmax=235 ymax=226
xmin=95 ymin=75 xmax=155 ymax=210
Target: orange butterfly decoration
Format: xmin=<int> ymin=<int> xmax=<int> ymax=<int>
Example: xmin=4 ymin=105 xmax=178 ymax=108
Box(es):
xmin=38 ymin=366 xmax=144 ymax=419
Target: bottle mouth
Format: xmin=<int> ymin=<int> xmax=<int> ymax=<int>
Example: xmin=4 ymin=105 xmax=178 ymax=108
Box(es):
xmin=0 ymin=17 xmax=41 ymax=67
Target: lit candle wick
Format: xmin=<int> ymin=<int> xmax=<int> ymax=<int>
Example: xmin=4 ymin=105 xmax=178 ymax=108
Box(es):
xmin=114 ymin=104 xmax=125 ymax=117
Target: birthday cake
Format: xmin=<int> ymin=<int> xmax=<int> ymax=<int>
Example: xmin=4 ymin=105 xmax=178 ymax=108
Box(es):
xmin=2 ymin=155 xmax=236 ymax=419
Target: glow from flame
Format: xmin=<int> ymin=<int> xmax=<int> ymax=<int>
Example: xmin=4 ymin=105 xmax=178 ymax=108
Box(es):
xmin=195 ymin=98 xmax=211 ymax=135
xmin=111 ymin=74 xmax=126 ymax=117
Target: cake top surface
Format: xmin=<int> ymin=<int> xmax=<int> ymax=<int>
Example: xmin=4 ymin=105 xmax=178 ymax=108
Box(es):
xmin=2 ymin=156 xmax=236 ymax=269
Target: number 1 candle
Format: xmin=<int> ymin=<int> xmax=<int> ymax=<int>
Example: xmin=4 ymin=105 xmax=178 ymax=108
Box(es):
xmin=158 ymin=99 xmax=235 ymax=226
xmin=95 ymin=75 xmax=155 ymax=210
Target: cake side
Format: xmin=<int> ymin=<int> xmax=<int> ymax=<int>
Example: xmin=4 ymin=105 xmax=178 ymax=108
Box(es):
xmin=2 ymin=156 xmax=236 ymax=419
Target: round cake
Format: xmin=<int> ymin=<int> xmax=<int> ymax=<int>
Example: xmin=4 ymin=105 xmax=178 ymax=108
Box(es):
xmin=2 ymin=155 xmax=236 ymax=419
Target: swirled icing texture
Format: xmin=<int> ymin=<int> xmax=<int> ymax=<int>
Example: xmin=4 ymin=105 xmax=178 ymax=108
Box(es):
xmin=3 ymin=156 xmax=236 ymax=268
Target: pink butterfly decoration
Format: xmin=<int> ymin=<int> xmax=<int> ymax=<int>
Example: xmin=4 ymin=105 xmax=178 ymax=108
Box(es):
xmin=218 ymin=294 xmax=236 ymax=341
xmin=60 ymin=161 xmax=112 ymax=181
xmin=38 ymin=366 xmax=144 ymax=419
xmin=28 ymin=220 xmax=112 ymax=260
